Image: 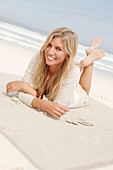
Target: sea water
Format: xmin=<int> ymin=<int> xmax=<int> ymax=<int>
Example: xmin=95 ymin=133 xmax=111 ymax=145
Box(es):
xmin=0 ymin=0 xmax=113 ymax=75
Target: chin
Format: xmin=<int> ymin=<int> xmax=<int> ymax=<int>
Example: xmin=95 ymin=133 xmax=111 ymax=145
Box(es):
xmin=46 ymin=61 xmax=54 ymax=66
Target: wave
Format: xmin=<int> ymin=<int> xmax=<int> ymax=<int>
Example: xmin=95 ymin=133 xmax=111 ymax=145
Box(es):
xmin=0 ymin=21 xmax=46 ymax=51
xmin=0 ymin=20 xmax=113 ymax=75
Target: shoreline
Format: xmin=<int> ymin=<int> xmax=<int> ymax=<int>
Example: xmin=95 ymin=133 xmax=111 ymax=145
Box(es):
xmin=0 ymin=39 xmax=36 ymax=76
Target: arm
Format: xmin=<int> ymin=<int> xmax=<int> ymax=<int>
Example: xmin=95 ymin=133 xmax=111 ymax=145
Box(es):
xmin=6 ymin=53 xmax=70 ymax=118
xmin=54 ymin=65 xmax=80 ymax=108
xmin=31 ymin=98 xmax=69 ymax=119
xmin=6 ymin=80 xmax=69 ymax=118
xmin=6 ymin=53 xmax=38 ymax=106
xmin=6 ymin=53 xmax=39 ymax=94
xmin=6 ymin=81 xmax=37 ymax=97
xmin=30 ymin=66 xmax=80 ymax=117
xmin=6 ymin=53 xmax=38 ymax=103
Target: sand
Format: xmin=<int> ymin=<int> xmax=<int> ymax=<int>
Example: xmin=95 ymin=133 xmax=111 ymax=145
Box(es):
xmin=0 ymin=40 xmax=113 ymax=170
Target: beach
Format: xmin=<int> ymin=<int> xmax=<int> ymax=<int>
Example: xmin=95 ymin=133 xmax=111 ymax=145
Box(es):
xmin=0 ymin=0 xmax=113 ymax=168
xmin=0 ymin=38 xmax=113 ymax=170
xmin=0 ymin=40 xmax=38 ymax=169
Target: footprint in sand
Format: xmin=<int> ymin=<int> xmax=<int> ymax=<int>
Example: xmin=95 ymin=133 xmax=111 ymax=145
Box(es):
xmin=0 ymin=126 xmax=20 ymax=132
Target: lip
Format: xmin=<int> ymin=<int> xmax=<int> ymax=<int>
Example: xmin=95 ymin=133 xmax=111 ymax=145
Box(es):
xmin=47 ymin=55 xmax=56 ymax=61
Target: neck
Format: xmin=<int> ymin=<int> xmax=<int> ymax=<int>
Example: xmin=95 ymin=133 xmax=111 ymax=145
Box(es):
xmin=49 ymin=65 xmax=62 ymax=77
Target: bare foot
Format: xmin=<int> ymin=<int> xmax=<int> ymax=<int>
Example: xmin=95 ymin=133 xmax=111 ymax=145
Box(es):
xmin=80 ymin=49 xmax=105 ymax=68
xmin=86 ymin=37 xmax=102 ymax=56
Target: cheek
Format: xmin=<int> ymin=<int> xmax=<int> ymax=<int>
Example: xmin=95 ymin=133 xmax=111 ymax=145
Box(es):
xmin=59 ymin=55 xmax=67 ymax=63
xmin=45 ymin=46 xmax=49 ymax=51
xmin=61 ymin=53 xmax=68 ymax=60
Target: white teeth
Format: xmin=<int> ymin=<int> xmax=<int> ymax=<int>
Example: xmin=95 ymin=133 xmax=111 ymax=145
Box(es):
xmin=48 ymin=56 xmax=55 ymax=60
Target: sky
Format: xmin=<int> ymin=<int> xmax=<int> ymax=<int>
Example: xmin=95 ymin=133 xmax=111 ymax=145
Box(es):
xmin=0 ymin=0 xmax=113 ymax=53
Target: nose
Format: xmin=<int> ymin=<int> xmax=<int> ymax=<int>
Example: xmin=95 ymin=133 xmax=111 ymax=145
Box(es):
xmin=48 ymin=47 xmax=55 ymax=55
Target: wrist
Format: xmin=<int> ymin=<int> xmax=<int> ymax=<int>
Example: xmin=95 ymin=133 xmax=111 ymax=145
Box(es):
xmin=41 ymin=100 xmax=47 ymax=110
xmin=21 ymin=81 xmax=26 ymax=91
xmin=31 ymin=97 xmax=45 ymax=110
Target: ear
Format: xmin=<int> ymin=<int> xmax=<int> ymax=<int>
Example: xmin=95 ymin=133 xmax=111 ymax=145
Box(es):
xmin=66 ymin=55 xmax=69 ymax=60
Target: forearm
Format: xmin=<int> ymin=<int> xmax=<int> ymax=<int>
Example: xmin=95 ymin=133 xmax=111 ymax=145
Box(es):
xmin=22 ymin=81 xmax=37 ymax=97
xmin=31 ymin=97 xmax=46 ymax=110
xmin=31 ymin=98 xmax=69 ymax=118
xmin=6 ymin=80 xmax=37 ymax=97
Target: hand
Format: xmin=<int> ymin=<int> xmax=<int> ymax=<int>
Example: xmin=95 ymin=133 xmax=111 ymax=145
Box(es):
xmin=6 ymin=81 xmax=24 ymax=94
xmin=43 ymin=100 xmax=69 ymax=118
xmin=6 ymin=81 xmax=37 ymax=96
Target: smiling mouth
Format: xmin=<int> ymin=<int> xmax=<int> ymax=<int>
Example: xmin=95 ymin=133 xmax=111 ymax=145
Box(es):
xmin=47 ymin=56 xmax=56 ymax=61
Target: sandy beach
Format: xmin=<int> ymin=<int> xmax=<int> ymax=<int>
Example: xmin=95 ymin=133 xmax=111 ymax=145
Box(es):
xmin=0 ymin=39 xmax=113 ymax=170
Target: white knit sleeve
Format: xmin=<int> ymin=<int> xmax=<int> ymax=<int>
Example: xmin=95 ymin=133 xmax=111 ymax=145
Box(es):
xmin=54 ymin=65 xmax=80 ymax=108
xmin=21 ymin=53 xmax=39 ymax=85
xmin=17 ymin=53 xmax=39 ymax=107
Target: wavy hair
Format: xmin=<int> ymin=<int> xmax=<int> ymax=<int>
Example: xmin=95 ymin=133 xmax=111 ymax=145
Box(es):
xmin=32 ymin=27 xmax=78 ymax=100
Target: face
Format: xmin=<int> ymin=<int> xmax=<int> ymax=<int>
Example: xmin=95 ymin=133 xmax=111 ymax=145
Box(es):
xmin=45 ymin=36 xmax=68 ymax=72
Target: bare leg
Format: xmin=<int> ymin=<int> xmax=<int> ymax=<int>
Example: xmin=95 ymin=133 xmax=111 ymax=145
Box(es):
xmin=79 ymin=38 xmax=105 ymax=95
xmin=80 ymin=49 xmax=105 ymax=71
xmin=79 ymin=63 xmax=93 ymax=95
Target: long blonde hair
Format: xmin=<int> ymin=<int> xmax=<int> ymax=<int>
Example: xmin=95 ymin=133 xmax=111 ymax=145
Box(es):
xmin=33 ymin=27 xmax=78 ymax=100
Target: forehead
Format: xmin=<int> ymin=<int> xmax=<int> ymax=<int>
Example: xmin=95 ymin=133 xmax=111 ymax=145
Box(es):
xmin=50 ymin=36 xmax=63 ymax=47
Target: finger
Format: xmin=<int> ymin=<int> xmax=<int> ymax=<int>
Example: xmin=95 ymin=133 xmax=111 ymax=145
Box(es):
xmin=6 ymin=82 xmax=12 ymax=88
xmin=50 ymin=112 xmax=59 ymax=119
xmin=6 ymin=84 xmax=10 ymax=91
xmin=6 ymin=85 xmax=13 ymax=93
xmin=58 ymin=104 xmax=69 ymax=112
xmin=6 ymin=89 xmax=10 ymax=94
xmin=56 ymin=107 xmax=66 ymax=115
xmin=6 ymin=87 xmax=13 ymax=94
xmin=6 ymin=86 xmax=10 ymax=94
xmin=6 ymin=83 xmax=10 ymax=88
xmin=46 ymin=108 xmax=59 ymax=118
xmin=53 ymin=110 xmax=63 ymax=117
xmin=6 ymin=84 xmax=11 ymax=90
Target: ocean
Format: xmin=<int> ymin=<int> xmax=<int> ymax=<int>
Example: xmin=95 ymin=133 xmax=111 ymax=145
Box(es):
xmin=0 ymin=0 xmax=113 ymax=76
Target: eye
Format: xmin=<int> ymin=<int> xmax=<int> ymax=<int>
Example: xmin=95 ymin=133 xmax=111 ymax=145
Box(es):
xmin=56 ymin=47 xmax=62 ymax=51
xmin=47 ymin=43 xmax=52 ymax=47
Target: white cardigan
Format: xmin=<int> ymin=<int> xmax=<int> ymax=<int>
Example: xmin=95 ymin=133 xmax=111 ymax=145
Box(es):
xmin=17 ymin=53 xmax=81 ymax=108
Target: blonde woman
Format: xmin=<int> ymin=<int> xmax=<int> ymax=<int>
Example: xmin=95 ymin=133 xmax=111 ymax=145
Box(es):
xmin=6 ymin=27 xmax=105 ymax=118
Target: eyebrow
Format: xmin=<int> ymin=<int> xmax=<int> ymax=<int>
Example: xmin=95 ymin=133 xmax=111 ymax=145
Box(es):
xmin=48 ymin=42 xmax=64 ymax=50
xmin=56 ymin=45 xmax=64 ymax=49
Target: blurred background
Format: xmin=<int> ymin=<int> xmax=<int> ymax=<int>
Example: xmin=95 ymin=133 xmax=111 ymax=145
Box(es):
xmin=0 ymin=0 xmax=113 ymax=76
xmin=0 ymin=0 xmax=113 ymax=53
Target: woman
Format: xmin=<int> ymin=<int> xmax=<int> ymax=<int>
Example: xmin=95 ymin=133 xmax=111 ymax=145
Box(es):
xmin=6 ymin=27 xmax=105 ymax=118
